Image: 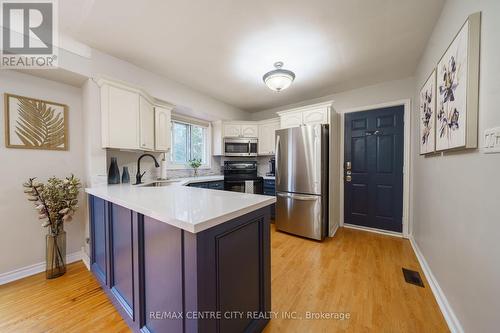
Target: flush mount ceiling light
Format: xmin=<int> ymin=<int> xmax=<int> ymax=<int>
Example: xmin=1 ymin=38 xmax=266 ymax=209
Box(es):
xmin=263 ymin=62 xmax=295 ymax=92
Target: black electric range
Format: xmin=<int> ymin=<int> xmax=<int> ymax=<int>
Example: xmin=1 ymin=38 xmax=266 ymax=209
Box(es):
xmin=223 ymin=161 xmax=263 ymax=194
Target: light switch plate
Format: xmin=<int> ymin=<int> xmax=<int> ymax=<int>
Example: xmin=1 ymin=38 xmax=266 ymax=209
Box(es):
xmin=483 ymin=127 xmax=500 ymax=153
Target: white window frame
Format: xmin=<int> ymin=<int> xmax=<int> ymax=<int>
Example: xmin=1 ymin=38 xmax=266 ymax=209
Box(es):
xmin=168 ymin=119 xmax=211 ymax=170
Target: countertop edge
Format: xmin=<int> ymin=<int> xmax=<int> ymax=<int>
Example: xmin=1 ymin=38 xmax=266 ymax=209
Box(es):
xmin=85 ymin=183 xmax=276 ymax=234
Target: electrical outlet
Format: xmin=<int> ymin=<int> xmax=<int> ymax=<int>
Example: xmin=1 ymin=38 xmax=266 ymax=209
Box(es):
xmin=483 ymin=127 xmax=500 ymax=153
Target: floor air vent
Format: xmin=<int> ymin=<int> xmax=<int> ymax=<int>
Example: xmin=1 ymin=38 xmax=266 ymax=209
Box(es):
xmin=402 ymin=268 xmax=424 ymax=287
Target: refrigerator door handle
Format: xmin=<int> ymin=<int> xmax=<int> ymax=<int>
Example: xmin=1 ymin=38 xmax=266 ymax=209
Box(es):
xmin=276 ymin=192 xmax=318 ymax=201
xmin=275 ymin=134 xmax=280 ymax=186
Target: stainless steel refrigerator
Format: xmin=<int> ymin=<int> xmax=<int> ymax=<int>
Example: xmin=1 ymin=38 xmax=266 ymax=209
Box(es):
xmin=275 ymin=125 xmax=329 ymax=240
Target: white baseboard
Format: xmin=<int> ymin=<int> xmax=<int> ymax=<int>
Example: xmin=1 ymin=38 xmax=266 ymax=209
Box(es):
xmin=81 ymin=246 xmax=90 ymax=270
xmin=409 ymin=236 xmax=464 ymax=333
xmin=0 ymin=250 xmax=83 ymax=285
xmin=343 ymin=223 xmax=404 ymax=238
xmin=329 ymin=222 xmax=340 ymax=237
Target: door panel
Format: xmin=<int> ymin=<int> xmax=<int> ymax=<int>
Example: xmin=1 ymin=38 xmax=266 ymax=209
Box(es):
xmin=107 ymin=86 xmax=140 ymax=149
xmin=110 ymin=204 xmax=134 ymax=317
xmin=223 ymin=123 xmax=241 ymax=137
xmin=143 ymin=216 xmax=183 ymax=333
xmin=241 ymin=124 xmax=258 ymax=137
xmin=344 ymin=106 xmax=404 ymax=232
xmin=302 ymin=108 xmax=328 ymax=125
xmin=280 ymin=112 xmax=303 ymax=129
xmin=154 ymin=106 xmax=171 ymax=151
xmin=139 ymin=96 xmax=154 ymax=150
xmin=276 ymin=192 xmax=324 ymax=240
xmin=90 ymin=196 xmax=107 ymax=284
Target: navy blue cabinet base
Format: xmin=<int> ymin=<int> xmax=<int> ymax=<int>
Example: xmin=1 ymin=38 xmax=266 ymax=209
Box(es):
xmin=89 ymin=195 xmax=271 ymax=333
xmin=263 ymin=179 xmax=276 ymax=220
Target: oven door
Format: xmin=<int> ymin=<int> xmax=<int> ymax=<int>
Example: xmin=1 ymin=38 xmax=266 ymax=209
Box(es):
xmin=224 ymin=180 xmax=263 ymax=194
xmin=224 ymin=138 xmax=258 ymax=156
xmin=224 ymin=180 xmax=245 ymax=193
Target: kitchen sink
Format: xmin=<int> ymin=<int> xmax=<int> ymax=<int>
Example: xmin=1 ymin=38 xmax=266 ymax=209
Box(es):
xmin=140 ymin=181 xmax=180 ymax=187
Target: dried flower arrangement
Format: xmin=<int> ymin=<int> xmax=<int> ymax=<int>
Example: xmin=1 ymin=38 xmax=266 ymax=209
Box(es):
xmin=23 ymin=174 xmax=81 ymax=278
xmin=23 ymin=175 xmax=81 ymax=233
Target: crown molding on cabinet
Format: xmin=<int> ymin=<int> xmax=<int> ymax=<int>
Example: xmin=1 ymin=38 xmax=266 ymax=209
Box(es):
xmin=276 ymin=101 xmax=334 ymax=116
xmin=94 ymin=75 xmax=174 ymax=109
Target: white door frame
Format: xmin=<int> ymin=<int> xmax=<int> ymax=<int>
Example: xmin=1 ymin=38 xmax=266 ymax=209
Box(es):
xmin=339 ymin=99 xmax=411 ymax=238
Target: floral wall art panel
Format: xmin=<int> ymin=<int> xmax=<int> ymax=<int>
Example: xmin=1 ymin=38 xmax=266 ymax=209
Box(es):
xmin=4 ymin=93 xmax=68 ymax=150
xmin=420 ymin=69 xmax=436 ymax=154
xmin=436 ymin=12 xmax=480 ymax=151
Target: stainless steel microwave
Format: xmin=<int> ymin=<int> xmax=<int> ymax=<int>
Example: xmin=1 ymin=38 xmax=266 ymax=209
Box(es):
xmin=224 ymin=138 xmax=258 ymax=156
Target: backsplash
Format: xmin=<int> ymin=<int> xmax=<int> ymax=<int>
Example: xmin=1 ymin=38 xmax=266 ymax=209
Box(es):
xmin=106 ymin=150 xmax=223 ymax=183
xmin=105 ymin=150 xmax=275 ymax=182
xmin=257 ymin=156 xmax=274 ymax=176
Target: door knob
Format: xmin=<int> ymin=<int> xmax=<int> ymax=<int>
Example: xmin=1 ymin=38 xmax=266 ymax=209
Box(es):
xmin=345 ymin=161 xmax=352 ymax=170
xmin=345 ymin=175 xmax=352 ymax=182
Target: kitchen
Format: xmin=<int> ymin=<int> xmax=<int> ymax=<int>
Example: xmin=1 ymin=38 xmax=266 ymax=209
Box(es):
xmin=1 ymin=1 xmax=499 ymax=333
xmin=79 ymin=75 xmax=341 ymax=331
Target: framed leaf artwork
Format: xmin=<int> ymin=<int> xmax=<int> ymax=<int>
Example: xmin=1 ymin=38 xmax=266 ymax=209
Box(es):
xmin=4 ymin=93 xmax=68 ymax=150
xmin=419 ymin=69 xmax=436 ymax=155
xmin=436 ymin=12 xmax=481 ymax=151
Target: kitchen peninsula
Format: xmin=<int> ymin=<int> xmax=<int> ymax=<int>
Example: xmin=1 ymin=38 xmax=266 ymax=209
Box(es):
xmin=86 ymin=178 xmax=275 ymax=333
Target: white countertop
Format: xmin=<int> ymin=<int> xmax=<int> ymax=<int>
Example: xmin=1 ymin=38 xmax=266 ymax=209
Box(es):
xmin=85 ymin=175 xmax=275 ymax=234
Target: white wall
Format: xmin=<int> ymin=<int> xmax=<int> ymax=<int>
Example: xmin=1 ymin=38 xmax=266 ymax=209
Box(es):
xmin=412 ymin=1 xmax=500 ymax=332
xmin=250 ymin=77 xmax=415 ymax=120
xmin=0 ymin=70 xmax=85 ymax=274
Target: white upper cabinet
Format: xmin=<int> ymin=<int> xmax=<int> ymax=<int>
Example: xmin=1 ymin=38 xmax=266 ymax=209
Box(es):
xmin=99 ymin=79 xmax=173 ymax=151
xmin=222 ymin=122 xmax=258 ymax=138
xmin=241 ymin=124 xmax=258 ymax=137
xmin=223 ymin=123 xmax=242 ymax=137
xmin=280 ymin=111 xmax=303 ymax=129
xmin=139 ymin=96 xmax=155 ymax=151
xmin=278 ymin=102 xmax=332 ymax=129
xmin=154 ymin=105 xmax=172 ymax=152
xmin=101 ymin=84 xmax=140 ymax=149
xmin=303 ymin=108 xmax=329 ymax=125
xmin=258 ymin=118 xmax=280 ymax=155
xmin=212 ymin=121 xmax=223 ymax=156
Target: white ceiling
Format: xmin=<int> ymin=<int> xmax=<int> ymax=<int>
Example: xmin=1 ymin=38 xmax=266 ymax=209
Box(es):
xmin=60 ymin=0 xmax=444 ymax=112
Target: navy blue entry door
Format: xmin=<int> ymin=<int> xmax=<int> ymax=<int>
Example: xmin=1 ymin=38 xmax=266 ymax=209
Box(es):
xmin=344 ymin=106 xmax=404 ymax=233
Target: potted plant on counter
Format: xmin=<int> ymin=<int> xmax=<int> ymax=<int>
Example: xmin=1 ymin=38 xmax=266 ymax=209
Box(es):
xmin=188 ymin=158 xmax=202 ymax=177
xmin=23 ymin=175 xmax=81 ymax=279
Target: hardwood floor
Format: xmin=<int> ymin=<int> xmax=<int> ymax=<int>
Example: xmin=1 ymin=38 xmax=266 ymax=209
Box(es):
xmin=0 ymin=226 xmax=448 ymax=333
xmin=264 ymin=226 xmax=448 ymax=332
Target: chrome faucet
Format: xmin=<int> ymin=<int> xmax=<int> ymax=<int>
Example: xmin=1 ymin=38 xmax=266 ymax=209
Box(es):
xmin=135 ymin=153 xmax=160 ymax=184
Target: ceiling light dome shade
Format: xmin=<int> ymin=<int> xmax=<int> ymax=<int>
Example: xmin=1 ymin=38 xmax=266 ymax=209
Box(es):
xmin=263 ymin=62 xmax=295 ymax=92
